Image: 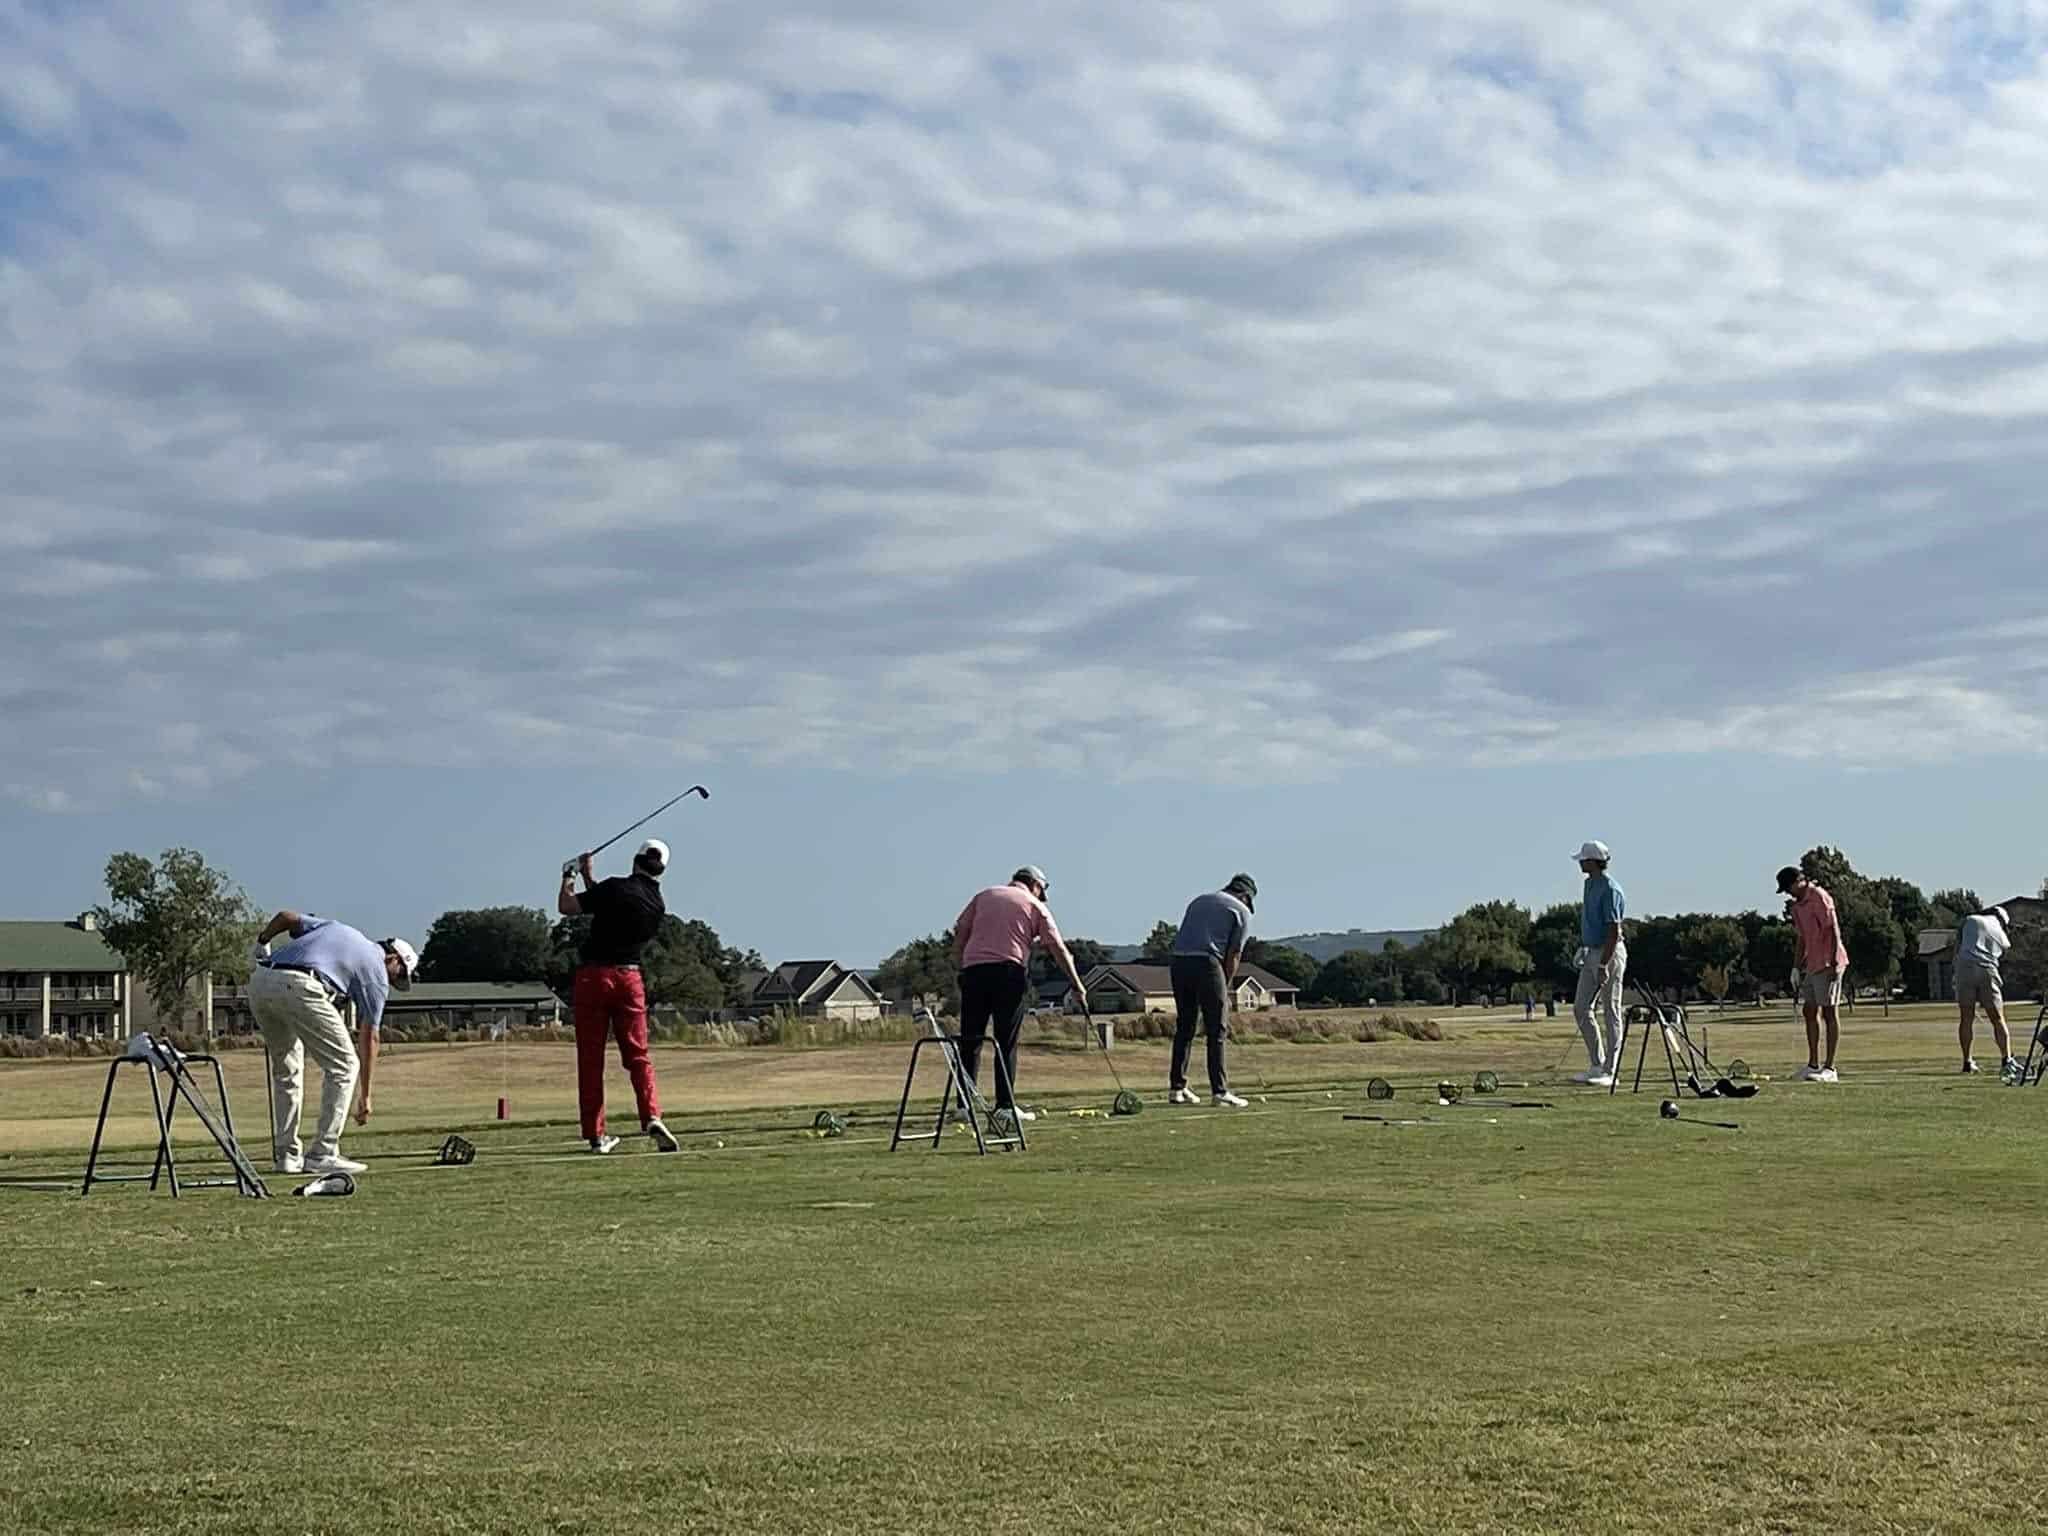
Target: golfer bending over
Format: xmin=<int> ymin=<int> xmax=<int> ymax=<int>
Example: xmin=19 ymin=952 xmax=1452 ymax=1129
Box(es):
xmin=559 ymin=839 xmax=681 ymax=1154
xmin=1571 ymin=840 xmax=1627 ymax=1088
xmin=249 ymin=910 xmax=418 ymax=1176
xmin=1777 ymin=866 xmax=1849 ymax=1082
xmin=1169 ymin=874 xmax=1258 ymax=1108
xmin=1954 ymin=905 xmax=2017 ymax=1077
xmin=951 ymin=866 xmax=1088 ymax=1126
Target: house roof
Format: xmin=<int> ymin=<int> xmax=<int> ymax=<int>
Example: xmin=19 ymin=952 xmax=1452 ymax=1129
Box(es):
xmin=1916 ymin=928 xmax=1957 ymax=959
xmin=1087 ymin=962 xmax=1175 ymax=995
xmin=757 ymin=960 xmax=840 ymax=1001
xmin=0 ymin=920 xmax=125 ymax=974
xmin=754 ymin=961 xmax=880 ymax=1006
xmin=1238 ymin=963 xmax=1301 ymax=994
xmin=386 ymin=981 xmax=559 ymax=1007
xmin=1085 ymin=961 xmax=1301 ymax=997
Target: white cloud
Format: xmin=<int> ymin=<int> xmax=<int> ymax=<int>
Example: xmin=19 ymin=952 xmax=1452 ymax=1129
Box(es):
xmin=5 ymin=0 xmax=2048 ymax=810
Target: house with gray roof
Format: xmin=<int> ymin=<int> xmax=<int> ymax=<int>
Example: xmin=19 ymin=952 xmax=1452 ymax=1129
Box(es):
xmin=750 ymin=960 xmax=884 ymax=1021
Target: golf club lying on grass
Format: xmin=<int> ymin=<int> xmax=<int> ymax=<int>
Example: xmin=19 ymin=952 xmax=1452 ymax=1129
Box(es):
xmin=1659 ymin=1099 xmax=1739 ymax=1131
xmin=1083 ymin=1011 xmax=1143 ymax=1116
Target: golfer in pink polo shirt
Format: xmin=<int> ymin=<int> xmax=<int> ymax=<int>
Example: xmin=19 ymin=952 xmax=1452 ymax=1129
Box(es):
xmin=952 ymin=866 xmax=1089 ymax=1125
xmin=1777 ymin=865 xmax=1850 ymax=1082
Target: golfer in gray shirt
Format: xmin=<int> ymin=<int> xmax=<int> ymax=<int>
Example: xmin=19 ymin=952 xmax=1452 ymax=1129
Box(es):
xmin=1168 ymin=874 xmax=1257 ymax=1108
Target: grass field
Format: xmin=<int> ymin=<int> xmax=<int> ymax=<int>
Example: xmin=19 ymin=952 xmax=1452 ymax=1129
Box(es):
xmin=4 ymin=1003 xmax=2046 ymax=1534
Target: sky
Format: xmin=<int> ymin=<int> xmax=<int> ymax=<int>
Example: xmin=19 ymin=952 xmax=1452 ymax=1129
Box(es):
xmin=5 ymin=1 xmax=2048 ymax=966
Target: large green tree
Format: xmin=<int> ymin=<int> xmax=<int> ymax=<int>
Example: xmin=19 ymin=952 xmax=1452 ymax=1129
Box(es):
xmin=1928 ymin=888 xmax=1982 ymax=926
xmin=1139 ymin=921 xmax=1180 ymax=963
xmin=1678 ymin=917 xmax=1746 ymax=980
xmin=1305 ymin=951 xmax=1380 ymax=1007
xmin=418 ymin=906 xmax=553 ymax=984
xmin=547 ymin=913 xmax=759 ymax=1009
xmin=1838 ymin=888 xmax=1906 ymax=999
xmin=94 ymin=849 xmax=258 ymax=1032
xmin=1747 ymin=920 xmax=1800 ymax=994
xmin=874 ymin=933 xmax=960 ymax=1014
xmin=1529 ymin=903 xmax=1583 ymax=994
xmin=1245 ymin=942 xmax=1319 ymax=988
xmin=1431 ymin=901 xmax=1533 ymax=1003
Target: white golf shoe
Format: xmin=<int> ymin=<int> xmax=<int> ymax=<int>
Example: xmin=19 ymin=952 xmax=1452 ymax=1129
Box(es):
xmin=1212 ymin=1091 xmax=1249 ymax=1108
xmin=1168 ymin=1087 xmax=1202 ymax=1106
xmin=303 ymin=1154 xmax=366 ymax=1177
xmin=590 ymin=1134 xmax=621 ymax=1155
xmin=646 ymin=1119 xmax=681 ymax=1153
xmin=274 ymin=1153 xmax=304 ymax=1176
xmin=1584 ymin=1072 xmax=1616 ymax=1089
xmin=1817 ymin=1066 xmax=1839 ymax=1083
xmin=1961 ymin=1058 xmax=1981 ymax=1075
xmin=1796 ymin=1065 xmax=1824 ymax=1082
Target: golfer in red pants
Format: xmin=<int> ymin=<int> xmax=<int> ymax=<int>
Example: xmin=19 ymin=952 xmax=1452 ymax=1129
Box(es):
xmin=558 ymin=838 xmax=681 ymax=1154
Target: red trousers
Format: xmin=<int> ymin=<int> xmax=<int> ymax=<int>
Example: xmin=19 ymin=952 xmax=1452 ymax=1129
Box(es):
xmin=572 ymin=966 xmax=662 ymax=1139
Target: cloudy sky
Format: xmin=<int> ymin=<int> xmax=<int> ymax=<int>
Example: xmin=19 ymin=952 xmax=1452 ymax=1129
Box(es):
xmin=6 ymin=1 xmax=2048 ymax=962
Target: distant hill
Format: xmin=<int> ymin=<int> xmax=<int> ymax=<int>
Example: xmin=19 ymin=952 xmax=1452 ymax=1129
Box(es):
xmin=1108 ymin=928 xmax=1436 ymax=966
xmin=1265 ymin=929 xmax=1437 ymax=964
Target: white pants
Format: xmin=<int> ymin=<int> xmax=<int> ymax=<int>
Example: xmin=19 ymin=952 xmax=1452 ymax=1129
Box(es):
xmin=248 ymin=966 xmax=359 ymax=1165
xmin=1573 ymin=943 xmax=1629 ymax=1071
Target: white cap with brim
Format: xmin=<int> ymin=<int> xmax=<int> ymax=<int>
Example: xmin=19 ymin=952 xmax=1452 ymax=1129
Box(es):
xmin=385 ymin=938 xmax=420 ymax=990
xmin=1013 ymin=865 xmax=1048 ymax=891
xmin=636 ymin=838 xmax=669 ymax=875
xmin=1575 ymin=841 xmax=1611 ymax=865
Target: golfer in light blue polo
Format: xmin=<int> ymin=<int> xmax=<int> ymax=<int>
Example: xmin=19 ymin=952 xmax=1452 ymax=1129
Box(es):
xmin=1572 ymin=841 xmax=1628 ymax=1086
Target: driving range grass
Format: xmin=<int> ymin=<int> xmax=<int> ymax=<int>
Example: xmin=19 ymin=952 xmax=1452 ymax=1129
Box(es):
xmin=4 ymin=1007 xmax=2047 ymax=1534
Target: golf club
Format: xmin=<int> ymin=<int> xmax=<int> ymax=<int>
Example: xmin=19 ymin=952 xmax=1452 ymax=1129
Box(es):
xmin=567 ymin=786 xmax=710 ymax=872
xmin=1083 ymin=1010 xmax=1143 ymax=1116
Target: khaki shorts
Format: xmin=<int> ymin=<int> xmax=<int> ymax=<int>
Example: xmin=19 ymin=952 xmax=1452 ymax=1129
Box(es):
xmin=1956 ymin=968 xmax=2004 ymax=1012
xmin=1799 ymin=969 xmax=1843 ymax=1009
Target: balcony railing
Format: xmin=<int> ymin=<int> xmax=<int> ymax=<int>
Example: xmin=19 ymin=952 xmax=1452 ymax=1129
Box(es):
xmin=47 ymin=988 xmax=117 ymax=1003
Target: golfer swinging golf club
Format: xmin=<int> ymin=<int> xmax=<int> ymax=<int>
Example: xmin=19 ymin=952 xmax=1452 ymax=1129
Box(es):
xmin=1777 ymin=865 xmax=1849 ymax=1082
xmin=1572 ymin=841 xmax=1627 ymax=1088
xmin=1168 ymin=874 xmax=1258 ymax=1108
xmin=1953 ymin=904 xmax=2018 ymax=1077
xmin=951 ymin=866 xmax=1088 ymax=1128
xmin=559 ymin=840 xmax=681 ymax=1154
xmin=248 ymin=909 xmax=419 ymax=1176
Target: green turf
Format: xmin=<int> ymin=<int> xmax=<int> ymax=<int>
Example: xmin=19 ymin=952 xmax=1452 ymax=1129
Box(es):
xmin=3 ymin=1020 xmax=2046 ymax=1533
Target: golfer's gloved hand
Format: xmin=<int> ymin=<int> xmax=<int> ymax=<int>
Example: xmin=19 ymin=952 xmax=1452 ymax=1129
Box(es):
xmin=562 ymin=859 xmax=578 ymax=881
xmin=249 ymin=940 xmax=270 ymax=965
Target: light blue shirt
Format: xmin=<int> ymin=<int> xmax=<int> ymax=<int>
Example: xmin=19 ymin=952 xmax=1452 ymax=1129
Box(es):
xmin=1581 ymin=874 xmax=1626 ymax=949
xmin=266 ymin=915 xmax=390 ymax=1031
xmin=1172 ymin=891 xmax=1252 ymax=962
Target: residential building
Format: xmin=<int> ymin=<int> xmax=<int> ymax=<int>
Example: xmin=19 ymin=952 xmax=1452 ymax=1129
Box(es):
xmin=751 ymin=960 xmax=885 ymax=1022
xmin=211 ymin=978 xmax=564 ymax=1035
xmin=0 ymin=914 xmax=131 ymax=1039
xmin=1076 ymin=962 xmax=1302 ymax=1015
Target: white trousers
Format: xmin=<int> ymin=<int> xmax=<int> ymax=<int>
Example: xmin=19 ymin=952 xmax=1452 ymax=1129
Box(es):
xmin=1573 ymin=943 xmax=1629 ymax=1071
xmin=248 ymin=966 xmax=359 ymax=1165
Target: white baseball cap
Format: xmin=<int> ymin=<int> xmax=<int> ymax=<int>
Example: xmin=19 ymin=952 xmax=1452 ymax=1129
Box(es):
xmin=636 ymin=838 xmax=670 ymax=875
xmin=384 ymin=937 xmax=420 ymax=990
xmin=1013 ymin=865 xmax=1049 ymax=891
xmin=1574 ymin=841 xmax=1611 ymax=865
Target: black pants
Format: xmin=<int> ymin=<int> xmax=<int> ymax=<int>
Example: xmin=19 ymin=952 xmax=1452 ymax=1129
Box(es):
xmin=957 ymin=962 xmax=1030 ymax=1109
xmin=1170 ymin=954 xmax=1230 ymax=1095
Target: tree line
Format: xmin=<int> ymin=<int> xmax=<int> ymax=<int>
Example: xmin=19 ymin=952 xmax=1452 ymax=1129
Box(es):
xmin=872 ymin=845 xmax=2045 ymax=1015
xmin=86 ymin=843 xmax=2048 ymax=1030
